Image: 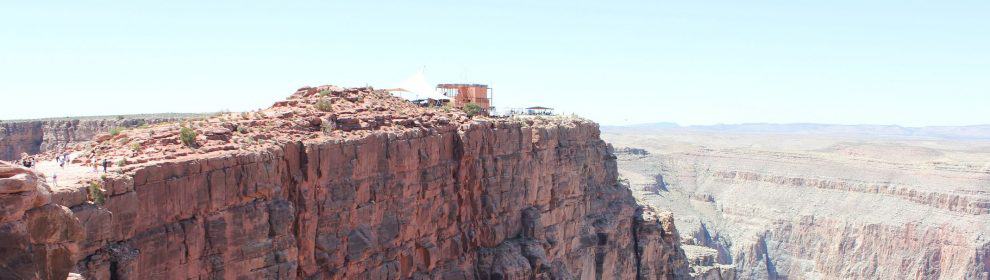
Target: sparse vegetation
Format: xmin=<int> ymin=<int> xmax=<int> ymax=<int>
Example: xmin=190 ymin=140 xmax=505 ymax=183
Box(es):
xmin=179 ymin=126 xmax=197 ymax=147
xmin=130 ymin=142 xmax=141 ymax=152
xmin=109 ymin=127 xmax=123 ymax=136
xmin=212 ymin=110 xmax=230 ymax=118
xmin=462 ymin=103 xmax=483 ymax=117
xmin=316 ymin=99 xmax=333 ymax=112
xmin=318 ymin=90 xmax=333 ymax=96
xmin=237 ymin=125 xmax=249 ymax=134
xmin=321 ymin=122 xmax=334 ymax=134
xmin=88 ymin=181 xmax=105 ymax=205
xmin=116 ymin=159 xmax=126 ymax=167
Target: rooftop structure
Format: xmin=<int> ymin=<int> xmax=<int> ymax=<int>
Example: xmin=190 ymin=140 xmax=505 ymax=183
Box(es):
xmin=507 ymin=106 xmax=554 ymax=116
xmin=436 ymin=84 xmax=493 ymax=115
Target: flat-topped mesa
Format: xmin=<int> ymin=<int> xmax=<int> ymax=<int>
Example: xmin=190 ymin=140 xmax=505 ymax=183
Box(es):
xmin=31 ymin=85 xmax=691 ymax=279
xmin=64 ymin=86 xmax=482 ymax=172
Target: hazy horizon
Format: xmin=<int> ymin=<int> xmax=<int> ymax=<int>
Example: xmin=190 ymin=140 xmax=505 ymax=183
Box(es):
xmin=3 ymin=1 xmax=988 ymax=126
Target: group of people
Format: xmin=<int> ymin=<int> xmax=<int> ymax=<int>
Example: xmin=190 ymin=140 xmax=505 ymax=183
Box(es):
xmin=55 ymin=152 xmax=70 ymax=168
xmin=15 ymin=151 xmax=112 ymax=187
xmin=91 ymin=158 xmax=109 ymax=173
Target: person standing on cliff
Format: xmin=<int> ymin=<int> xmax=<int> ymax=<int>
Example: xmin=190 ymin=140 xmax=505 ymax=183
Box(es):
xmin=102 ymin=159 xmax=108 ymax=173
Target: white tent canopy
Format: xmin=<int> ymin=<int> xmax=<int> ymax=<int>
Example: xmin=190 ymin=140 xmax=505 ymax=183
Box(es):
xmin=390 ymin=70 xmax=448 ymax=101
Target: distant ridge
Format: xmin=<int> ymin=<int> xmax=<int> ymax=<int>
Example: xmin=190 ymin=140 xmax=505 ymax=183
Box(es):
xmin=0 ymin=113 xmax=208 ymax=123
xmin=603 ymin=122 xmax=990 ymax=140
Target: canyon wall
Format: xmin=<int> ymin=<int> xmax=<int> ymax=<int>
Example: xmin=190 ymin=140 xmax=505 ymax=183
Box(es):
xmin=0 ymin=116 xmax=197 ymax=161
xmin=11 ymin=87 xmax=692 ymax=279
xmin=605 ymin=131 xmax=990 ymax=280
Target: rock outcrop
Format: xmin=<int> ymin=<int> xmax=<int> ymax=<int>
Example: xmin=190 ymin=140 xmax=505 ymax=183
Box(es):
xmin=17 ymin=86 xmax=691 ymax=279
xmin=0 ymin=116 xmax=198 ymax=161
xmin=0 ymin=162 xmax=84 ymax=280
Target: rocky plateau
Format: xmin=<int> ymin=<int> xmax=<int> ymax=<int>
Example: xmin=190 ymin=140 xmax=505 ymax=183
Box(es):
xmin=1 ymin=86 xmax=695 ymax=279
xmin=0 ymin=115 xmax=200 ymax=162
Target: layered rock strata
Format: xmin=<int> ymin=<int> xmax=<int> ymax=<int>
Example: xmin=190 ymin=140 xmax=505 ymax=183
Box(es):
xmin=23 ymin=86 xmax=691 ymax=279
xmin=605 ymin=131 xmax=990 ymax=279
xmin=0 ymin=116 xmax=198 ymax=161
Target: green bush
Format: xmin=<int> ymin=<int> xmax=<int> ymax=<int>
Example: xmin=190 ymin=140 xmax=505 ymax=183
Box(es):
xmin=88 ymin=181 xmax=105 ymax=205
xmin=316 ymin=99 xmax=333 ymax=112
xmin=318 ymin=90 xmax=333 ymax=97
xmin=179 ymin=126 xmax=197 ymax=147
xmin=130 ymin=143 xmax=141 ymax=152
xmin=462 ymin=103 xmax=483 ymax=117
xmin=108 ymin=127 xmax=123 ymax=136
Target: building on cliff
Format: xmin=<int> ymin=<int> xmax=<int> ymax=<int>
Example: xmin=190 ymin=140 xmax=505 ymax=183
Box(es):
xmin=436 ymin=83 xmax=494 ymax=115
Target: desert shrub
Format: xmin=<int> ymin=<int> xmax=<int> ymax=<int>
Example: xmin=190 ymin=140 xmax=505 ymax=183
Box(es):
xmin=237 ymin=125 xmax=249 ymax=134
xmin=130 ymin=143 xmax=141 ymax=152
xmin=321 ymin=122 xmax=334 ymax=134
xmin=116 ymin=159 xmax=126 ymax=167
xmin=179 ymin=126 xmax=197 ymax=147
xmin=88 ymin=181 xmax=105 ymax=205
xmin=316 ymin=99 xmax=333 ymax=112
xmin=318 ymin=90 xmax=333 ymax=97
xmin=462 ymin=103 xmax=483 ymax=117
xmin=108 ymin=127 xmax=123 ymax=136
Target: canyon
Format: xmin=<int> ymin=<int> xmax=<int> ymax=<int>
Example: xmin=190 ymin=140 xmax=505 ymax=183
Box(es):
xmin=5 ymin=88 xmax=988 ymax=279
xmin=1 ymin=86 xmax=696 ymax=279
xmin=604 ymin=126 xmax=990 ymax=279
xmin=0 ymin=115 xmax=200 ymax=162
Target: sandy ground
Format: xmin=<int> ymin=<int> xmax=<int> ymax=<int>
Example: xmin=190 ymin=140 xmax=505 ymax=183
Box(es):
xmin=33 ymin=152 xmax=102 ymax=190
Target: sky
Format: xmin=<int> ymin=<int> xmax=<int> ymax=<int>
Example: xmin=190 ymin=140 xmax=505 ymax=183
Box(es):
xmin=1 ymin=0 xmax=988 ymax=126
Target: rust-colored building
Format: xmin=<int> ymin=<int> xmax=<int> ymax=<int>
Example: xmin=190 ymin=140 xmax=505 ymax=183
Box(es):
xmin=436 ymin=83 xmax=492 ymax=115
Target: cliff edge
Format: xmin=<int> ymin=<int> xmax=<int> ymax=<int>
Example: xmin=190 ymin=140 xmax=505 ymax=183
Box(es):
xmin=22 ymin=86 xmax=691 ymax=279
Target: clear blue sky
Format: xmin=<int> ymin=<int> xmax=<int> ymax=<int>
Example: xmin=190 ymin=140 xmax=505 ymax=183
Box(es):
xmin=2 ymin=1 xmax=988 ymax=126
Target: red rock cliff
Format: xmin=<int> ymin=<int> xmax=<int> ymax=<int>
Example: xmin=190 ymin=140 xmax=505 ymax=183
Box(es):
xmin=0 ymin=162 xmax=84 ymax=280
xmin=33 ymin=86 xmax=690 ymax=279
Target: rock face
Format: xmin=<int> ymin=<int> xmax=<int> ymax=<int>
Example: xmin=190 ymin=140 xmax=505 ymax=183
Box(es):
xmin=605 ymin=130 xmax=990 ymax=279
xmin=18 ymin=86 xmax=691 ymax=279
xmin=0 ymin=162 xmax=85 ymax=280
xmin=0 ymin=116 xmax=198 ymax=161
